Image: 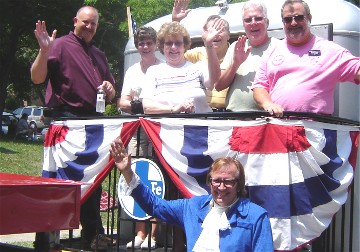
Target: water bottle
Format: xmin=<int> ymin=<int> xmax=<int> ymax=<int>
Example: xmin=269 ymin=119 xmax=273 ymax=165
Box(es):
xmin=131 ymin=87 xmax=141 ymax=101
xmin=96 ymin=87 xmax=106 ymax=113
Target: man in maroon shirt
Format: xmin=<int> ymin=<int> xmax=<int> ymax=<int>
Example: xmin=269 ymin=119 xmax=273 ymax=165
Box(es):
xmin=31 ymin=6 xmax=116 ymax=116
xmin=30 ymin=6 xmax=116 ymax=251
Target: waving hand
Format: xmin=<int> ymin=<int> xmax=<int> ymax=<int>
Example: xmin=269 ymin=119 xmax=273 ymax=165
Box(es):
xmin=34 ymin=20 xmax=57 ymax=53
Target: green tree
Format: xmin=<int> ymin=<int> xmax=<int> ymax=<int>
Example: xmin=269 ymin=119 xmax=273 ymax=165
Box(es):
xmin=0 ymin=0 xmax=127 ymax=113
xmin=126 ymin=0 xmax=245 ymax=28
xmin=347 ymin=0 xmax=359 ymax=7
xmin=0 ymin=0 xmax=84 ymax=116
xmin=84 ymin=0 xmax=128 ymax=92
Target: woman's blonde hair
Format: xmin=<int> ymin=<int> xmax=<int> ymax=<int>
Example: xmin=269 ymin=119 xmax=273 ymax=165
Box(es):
xmin=157 ymin=21 xmax=191 ymax=54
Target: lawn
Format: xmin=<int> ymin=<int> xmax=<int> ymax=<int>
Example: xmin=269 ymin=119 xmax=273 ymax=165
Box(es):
xmin=0 ymin=135 xmax=118 ymax=190
xmin=0 ymin=136 xmax=44 ymax=176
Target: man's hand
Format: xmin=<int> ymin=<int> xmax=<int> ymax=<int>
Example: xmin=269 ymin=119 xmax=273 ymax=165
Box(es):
xmin=202 ymin=18 xmax=225 ymax=47
xmin=100 ymin=81 xmax=116 ymax=102
xmin=263 ymin=102 xmax=284 ymax=117
xmin=253 ymin=87 xmax=284 ymax=117
xmin=34 ymin=20 xmax=57 ymax=53
xmin=233 ymin=35 xmax=251 ymax=68
xmin=110 ymin=138 xmax=133 ymax=179
xmin=172 ymin=0 xmax=191 ymax=22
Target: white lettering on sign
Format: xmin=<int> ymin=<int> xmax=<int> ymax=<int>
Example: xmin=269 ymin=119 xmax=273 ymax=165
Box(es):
xmin=151 ymin=181 xmax=162 ymax=195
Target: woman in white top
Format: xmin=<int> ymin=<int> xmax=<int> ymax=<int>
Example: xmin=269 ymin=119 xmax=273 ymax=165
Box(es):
xmin=119 ymin=26 xmax=161 ymax=115
xmin=140 ymin=20 xmax=223 ymax=114
xmin=118 ymin=26 xmax=161 ymax=250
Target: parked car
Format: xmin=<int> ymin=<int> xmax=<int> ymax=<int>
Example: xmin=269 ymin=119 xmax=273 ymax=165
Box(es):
xmin=12 ymin=106 xmax=52 ymax=132
xmin=1 ymin=112 xmax=18 ymax=136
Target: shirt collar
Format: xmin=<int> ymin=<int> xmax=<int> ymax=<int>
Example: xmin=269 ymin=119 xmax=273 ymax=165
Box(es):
xmin=69 ymin=31 xmax=95 ymax=48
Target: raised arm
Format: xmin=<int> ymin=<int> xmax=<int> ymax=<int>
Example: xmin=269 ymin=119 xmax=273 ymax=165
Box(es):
xmin=30 ymin=20 xmax=57 ymax=84
xmin=172 ymin=0 xmax=191 ymax=22
xmin=202 ymin=18 xmax=226 ymax=89
xmin=215 ymin=36 xmax=251 ymax=91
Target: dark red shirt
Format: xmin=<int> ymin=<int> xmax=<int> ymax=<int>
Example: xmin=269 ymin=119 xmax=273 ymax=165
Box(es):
xmin=45 ymin=32 xmax=115 ymax=112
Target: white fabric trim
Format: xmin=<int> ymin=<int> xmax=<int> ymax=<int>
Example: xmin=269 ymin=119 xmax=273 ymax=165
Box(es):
xmin=118 ymin=172 xmax=140 ymax=196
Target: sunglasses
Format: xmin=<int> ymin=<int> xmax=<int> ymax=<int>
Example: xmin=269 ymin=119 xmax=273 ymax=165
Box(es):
xmin=164 ymin=41 xmax=184 ymax=47
xmin=243 ymin=16 xmax=265 ymax=24
xmin=209 ymin=178 xmax=238 ymax=188
xmin=282 ymin=15 xmax=305 ymax=24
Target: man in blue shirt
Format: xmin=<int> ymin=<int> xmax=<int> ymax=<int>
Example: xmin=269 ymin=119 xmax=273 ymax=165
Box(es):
xmin=111 ymin=137 xmax=274 ymax=252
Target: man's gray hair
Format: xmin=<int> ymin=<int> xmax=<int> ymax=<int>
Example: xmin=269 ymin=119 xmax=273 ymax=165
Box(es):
xmin=281 ymin=0 xmax=311 ymax=18
xmin=241 ymin=0 xmax=268 ymax=19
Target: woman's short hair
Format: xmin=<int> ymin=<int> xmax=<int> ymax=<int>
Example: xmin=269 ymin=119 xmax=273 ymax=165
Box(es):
xmin=134 ymin=26 xmax=157 ymax=49
xmin=157 ymin=21 xmax=191 ymax=54
xmin=207 ymin=157 xmax=247 ymax=197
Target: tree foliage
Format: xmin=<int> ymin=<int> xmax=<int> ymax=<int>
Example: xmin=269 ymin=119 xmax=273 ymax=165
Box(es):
xmin=126 ymin=0 xmax=244 ymax=28
xmin=84 ymin=0 xmax=129 ymax=95
xmin=0 ymin=0 xmax=84 ymax=115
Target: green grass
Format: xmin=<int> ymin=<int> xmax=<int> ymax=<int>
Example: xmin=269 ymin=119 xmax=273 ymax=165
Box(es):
xmin=0 ymin=135 xmax=119 ymax=249
xmin=0 ymin=136 xmax=44 ymax=176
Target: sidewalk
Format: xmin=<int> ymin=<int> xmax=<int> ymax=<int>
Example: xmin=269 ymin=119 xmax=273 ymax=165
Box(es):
xmin=0 ymin=230 xmax=170 ymax=252
xmin=0 ymin=229 xmax=82 ymax=243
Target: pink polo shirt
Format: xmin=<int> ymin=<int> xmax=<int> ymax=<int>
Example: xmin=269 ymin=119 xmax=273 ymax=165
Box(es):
xmin=252 ymin=35 xmax=360 ymax=114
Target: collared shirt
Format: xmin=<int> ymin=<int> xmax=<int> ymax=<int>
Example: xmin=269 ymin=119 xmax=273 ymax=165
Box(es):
xmin=45 ymin=32 xmax=115 ymax=112
xmin=252 ymin=35 xmax=360 ymax=114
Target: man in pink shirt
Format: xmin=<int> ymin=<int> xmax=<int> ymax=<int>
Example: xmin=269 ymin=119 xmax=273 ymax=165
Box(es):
xmin=252 ymin=0 xmax=360 ymax=117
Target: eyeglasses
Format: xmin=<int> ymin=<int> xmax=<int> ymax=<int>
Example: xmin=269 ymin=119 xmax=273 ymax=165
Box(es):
xmin=164 ymin=41 xmax=184 ymax=47
xmin=282 ymin=15 xmax=305 ymax=24
xmin=243 ymin=16 xmax=265 ymax=24
xmin=138 ymin=41 xmax=154 ymax=47
xmin=210 ymin=178 xmax=238 ymax=188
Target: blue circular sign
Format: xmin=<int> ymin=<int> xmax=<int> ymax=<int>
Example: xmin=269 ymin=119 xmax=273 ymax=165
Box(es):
xmin=118 ymin=158 xmax=165 ymax=220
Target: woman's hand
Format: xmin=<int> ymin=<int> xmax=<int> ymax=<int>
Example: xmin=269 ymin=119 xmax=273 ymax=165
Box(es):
xmin=172 ymin=99 xmax=195 ymax=113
